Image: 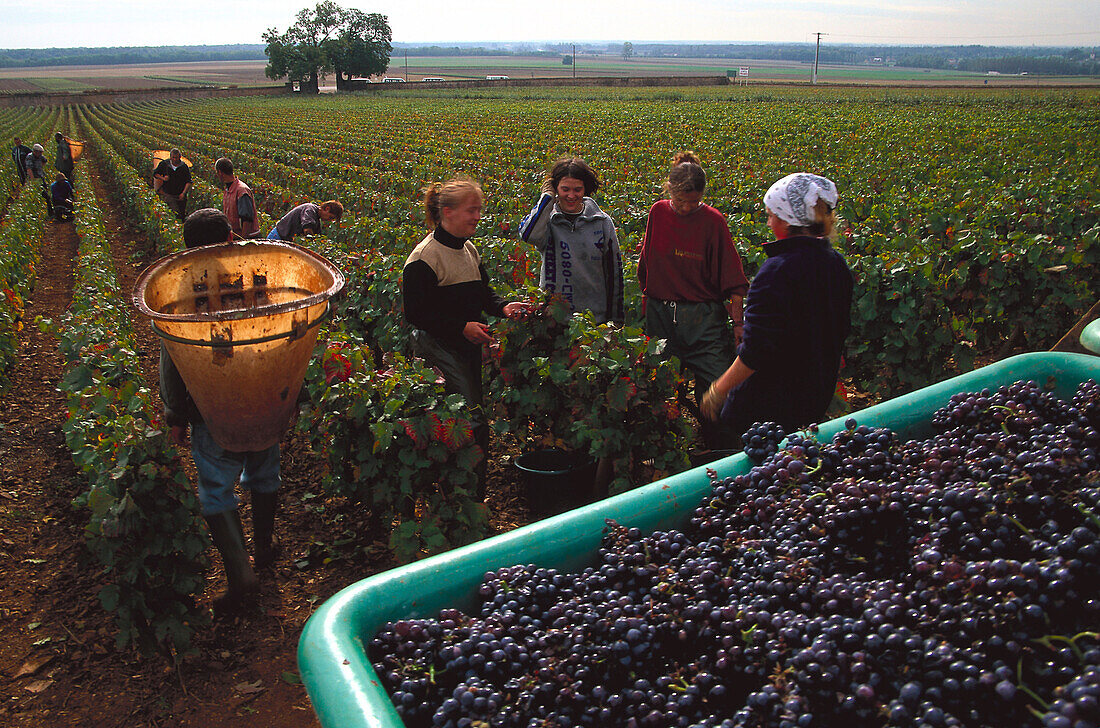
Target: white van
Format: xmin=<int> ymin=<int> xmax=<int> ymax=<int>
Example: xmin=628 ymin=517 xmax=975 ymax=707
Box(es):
xmin=422 ymin=77 xmax=446 ymax=82
xmin=485 ymin=75 xmax=509 ymax=81
xmin=382 ymin=77 xmax=406 ymax=83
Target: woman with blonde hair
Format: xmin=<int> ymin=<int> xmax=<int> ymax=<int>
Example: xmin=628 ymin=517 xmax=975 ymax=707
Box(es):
xmin=638 ymin=151 xmax=749 ymax=450
xmin=701 ymin=173 xmax=853 ymax=442
xmin=402 ymin=177 xmax=528 ymax=496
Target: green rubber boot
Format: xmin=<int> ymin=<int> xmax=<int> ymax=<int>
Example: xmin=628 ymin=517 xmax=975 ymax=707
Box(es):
xmin=251 ymin=491 xmax=281 ymax=569
xmin=204 ymin=509 xmax=259 ymax=613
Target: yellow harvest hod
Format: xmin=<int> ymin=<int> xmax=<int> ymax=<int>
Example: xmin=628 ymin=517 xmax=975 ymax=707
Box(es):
xmin=150 ymin=149 xmax=191 ymax=170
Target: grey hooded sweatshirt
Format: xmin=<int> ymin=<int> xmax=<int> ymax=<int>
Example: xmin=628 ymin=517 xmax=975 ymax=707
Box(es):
xmin=518 ymin=192 xmax=624 ymax=324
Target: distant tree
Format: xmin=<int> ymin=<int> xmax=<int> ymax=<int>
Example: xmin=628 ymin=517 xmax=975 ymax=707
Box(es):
xmin=562 ymin=55 xmax=572 ymax=66
xmin=329 ymin=9 xmax=392 ymax=88
xmin=622 ymin=42 xmax=634 ymax=60
xmin=263 ymin=1 xmax=391 ymax=92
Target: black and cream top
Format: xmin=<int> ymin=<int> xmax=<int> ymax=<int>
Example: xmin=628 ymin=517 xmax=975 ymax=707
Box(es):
xmin=402 ymin=226 xmax=507 ymax=350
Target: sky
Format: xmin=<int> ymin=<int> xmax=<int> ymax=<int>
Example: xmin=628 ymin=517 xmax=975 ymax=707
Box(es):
xmin=4 ymin=0 xmax=1099 ymax=49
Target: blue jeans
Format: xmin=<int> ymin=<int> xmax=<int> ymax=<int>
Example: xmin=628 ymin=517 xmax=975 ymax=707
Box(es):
xmin=190 ymin=421 xmax=280 ymax=516
xmin=266 ymin=227 xmax=281 ymax=240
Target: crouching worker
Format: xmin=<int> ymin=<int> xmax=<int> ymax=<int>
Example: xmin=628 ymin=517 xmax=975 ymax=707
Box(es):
xmin=50 ymin=173 xmax=74 ymax=222
xmin=267 ymin=199 xmax=342 ymax=242
xmin=160 ymin=208 xmax=283 ymax=613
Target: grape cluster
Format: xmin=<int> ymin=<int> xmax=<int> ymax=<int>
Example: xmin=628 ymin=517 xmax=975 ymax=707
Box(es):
xmin=740 ymin=421 xmax=787 ymax=463
xmin=371 ymin=378 xmax=1100 ymax=728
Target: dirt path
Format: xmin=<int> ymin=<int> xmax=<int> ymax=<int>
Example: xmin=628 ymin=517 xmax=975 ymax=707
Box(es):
xmin=0 ymin=205 xmax=107 ymax=723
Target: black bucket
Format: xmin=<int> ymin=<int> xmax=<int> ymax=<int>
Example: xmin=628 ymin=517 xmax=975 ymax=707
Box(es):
xmin=514 ymin=449 xmax=597 ymax=517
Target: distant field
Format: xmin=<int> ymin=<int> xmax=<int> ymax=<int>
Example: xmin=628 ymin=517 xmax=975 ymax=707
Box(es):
xmin=382 ymin=55 xmax=1094 ymax=86
xmin=0 ymin=60 xmax=277 ymax=93
xmin=0 ymin=55 xmax=1094 ymax=94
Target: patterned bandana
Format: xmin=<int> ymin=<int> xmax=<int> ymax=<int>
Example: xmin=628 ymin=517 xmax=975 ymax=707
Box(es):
xmin=763 ymin=173 xmax=838 ymax=228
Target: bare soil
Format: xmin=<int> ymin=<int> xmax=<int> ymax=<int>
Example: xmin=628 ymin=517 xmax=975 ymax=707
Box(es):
xmin=0 ymin=61 xmax=279 ymax=92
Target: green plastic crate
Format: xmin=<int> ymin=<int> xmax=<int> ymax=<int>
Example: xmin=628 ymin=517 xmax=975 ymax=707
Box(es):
xmin=297 ymin=352 xmax=1100 ymax=728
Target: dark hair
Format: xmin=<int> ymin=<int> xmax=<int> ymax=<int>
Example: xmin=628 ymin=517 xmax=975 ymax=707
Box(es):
xmin=784 ymin=200 xmax=838 ymax=240
xmin=548 ymin=157 xmax=600 ymax=197
xmin=215 ymin=157 xmax=234 ymax=176
xmin=665 ymin=151 xmax=706 ymax=197
xmin=183 ymin=208 xmax=232 ymax=248
xmin=320 ymin=200 xmax=344 ymax=219
xmin=422 ymin=177 xmax=483 ymax=229
xmin=55 ymin=131 xmax=64 ymax=143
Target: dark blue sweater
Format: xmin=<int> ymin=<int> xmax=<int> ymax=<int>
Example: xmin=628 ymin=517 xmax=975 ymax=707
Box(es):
xmin=721 ymin=235 xmax=853 ymax=439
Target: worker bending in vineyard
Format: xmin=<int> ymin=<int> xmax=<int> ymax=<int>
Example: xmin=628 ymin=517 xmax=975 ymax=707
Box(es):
xmin=701 ymin=173 xmax=853 ymax=442
xmin=24 ymin=143 xmax=52 ymax=218
xmin=12 ymin=137 xmax=31 ymax=185
xmin=50 ymin=173 xmax=74 ymax=222
xmin=266 ymin=199 xmax=343 ymax=241
xmin=215 ymin=157 xmax=259 ymax=239
xmin=160 ymin=208 xmax=284 ymax=613
xmin=402 ymin=177 xmax=529 ymax=497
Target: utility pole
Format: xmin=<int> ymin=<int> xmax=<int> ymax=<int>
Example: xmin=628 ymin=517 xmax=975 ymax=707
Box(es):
xmin=404 ymin=50 xmax=408 ymax=81
xmin=572 ymin=44 xmax=576 ymax=79
xmin=812 ymin=32 xmax=823 ymax=84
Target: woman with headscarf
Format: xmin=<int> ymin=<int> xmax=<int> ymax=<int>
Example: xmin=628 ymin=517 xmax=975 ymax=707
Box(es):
xmin=700 ymin=173 xmax=853 ymax=443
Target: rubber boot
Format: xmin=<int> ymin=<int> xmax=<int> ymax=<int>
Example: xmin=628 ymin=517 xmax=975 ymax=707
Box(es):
xmin=204 ymin=510 xmax=259 ymax=613
xmin=251 ymin=491 xmax=280 ymax=569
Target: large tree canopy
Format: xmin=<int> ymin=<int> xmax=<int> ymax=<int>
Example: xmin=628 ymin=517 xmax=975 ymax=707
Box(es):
xmin=263 ymin=2 xmax=391 ymax=91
